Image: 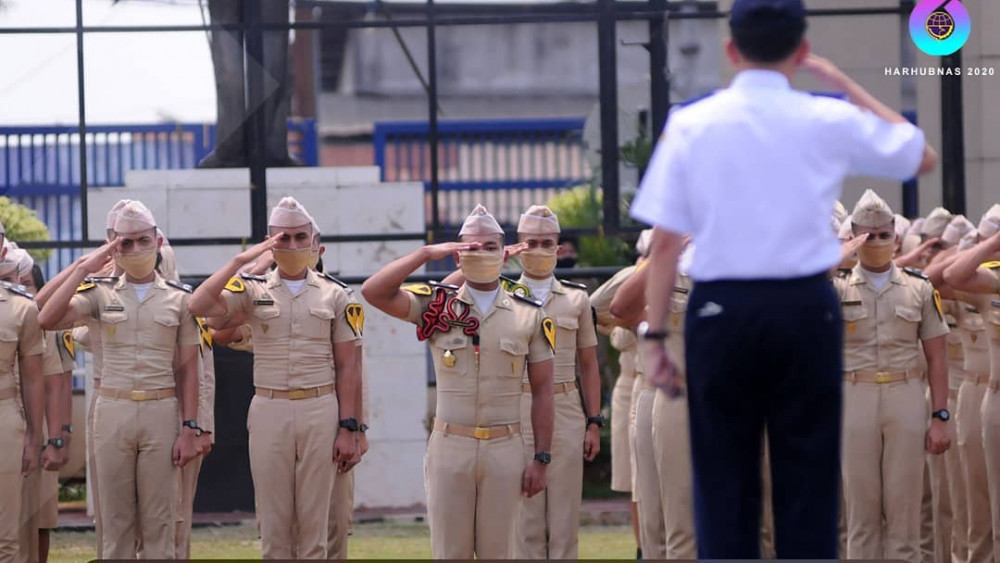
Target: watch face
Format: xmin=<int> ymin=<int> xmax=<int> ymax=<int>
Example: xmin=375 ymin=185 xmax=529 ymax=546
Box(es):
xmin=935 ymin=410 xmax=950 ymax=421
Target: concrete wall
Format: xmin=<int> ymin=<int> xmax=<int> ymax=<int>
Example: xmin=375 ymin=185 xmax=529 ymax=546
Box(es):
xmin=88 ymin=168 xmax=429 ymax=509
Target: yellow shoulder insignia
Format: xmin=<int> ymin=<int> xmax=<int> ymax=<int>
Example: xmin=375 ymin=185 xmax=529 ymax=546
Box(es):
xmin=402 ymin=284 xmax=432 ymax=296
xmin=933 ymin=289 xmax=944 ymax=321
xmin=541 ymin=317 xmax=556 ymax=351
xmin=501 ymin=277 xmax=533 ymax=299
xmin=195 ymin=317 xmax=213 ymax=354
xmin=981 ymin=261 xmax=1000 ymax=270
xmin=224 ymin=276 xmax=245 ymax=293
xmin=76 ymin=281 xmax=96 ymax=293
xmin=61 ymin=331 xmax=75 ymax=357
xmin=345 ymin=303 xmax=365 ymax=337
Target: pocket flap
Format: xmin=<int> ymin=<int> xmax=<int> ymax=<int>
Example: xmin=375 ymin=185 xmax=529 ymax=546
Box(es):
xmin=309 ymin=307 xmax=335 ymax=320
xmin=555 ymin=316 xmax=579 ymax=330
xmin=153 ymin=313 xmax=179 ymax=327
xmin=253 ymin=307 xmax=281 ymax=320
xmin=841 ymin=306 xmax=868 ymax=322
xmin=99 ymin=311 xmax=128 ymax=325
xmin=499 ymin=338 xmax=527 ymax=355
xmin=895 ymin=306 xmax=921 ymax=323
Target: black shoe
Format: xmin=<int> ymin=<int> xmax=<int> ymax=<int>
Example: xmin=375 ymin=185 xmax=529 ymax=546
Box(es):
xmin=637 ymin=547 xmax=642 ymax=561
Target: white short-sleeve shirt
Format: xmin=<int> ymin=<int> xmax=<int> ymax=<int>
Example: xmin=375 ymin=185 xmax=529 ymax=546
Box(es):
xmin=630 ymin=69 xmax=925 ymax=282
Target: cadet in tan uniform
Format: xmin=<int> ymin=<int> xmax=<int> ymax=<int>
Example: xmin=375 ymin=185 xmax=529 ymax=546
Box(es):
xmin=941 ymin=212 xmax=1000 ymax=563
xmin=440 ymin=205 xmax=600 ymax=559
xmin=362 ymin=204 xmax=554 ymax=559
xmin=835 ymin=190 xmax=951 ymax=563
xmin=189 ymin=197 xmax=360 ymax=559
xmin=589 ymin=263 xmax=642 ymax=552
xmin=38 ymin=201 xmax=201 ymax=559
xmin=5 ymin=252 xmax=77 ymax=563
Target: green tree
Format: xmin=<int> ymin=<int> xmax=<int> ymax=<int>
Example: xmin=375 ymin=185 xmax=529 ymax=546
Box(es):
xmin=0 ymin=197 xmax=52 ymax=261
xmin=545 ymin=184 xmax=629 ymax=267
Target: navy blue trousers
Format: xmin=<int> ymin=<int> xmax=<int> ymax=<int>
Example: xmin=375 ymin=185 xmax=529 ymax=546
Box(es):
xmin=684 ymin=273 xmax=842 ymax=559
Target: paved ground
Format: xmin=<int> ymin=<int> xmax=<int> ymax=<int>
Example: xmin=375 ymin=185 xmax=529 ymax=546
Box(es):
xmin=56 ymin=497 xmax=632 ymax=530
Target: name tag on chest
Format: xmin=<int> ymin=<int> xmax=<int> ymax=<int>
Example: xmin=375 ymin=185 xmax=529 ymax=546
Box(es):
xmin=254 ymin=299 xmax=275 ymax=306
xmin=103 ymin=304 xmax=125 ymax=312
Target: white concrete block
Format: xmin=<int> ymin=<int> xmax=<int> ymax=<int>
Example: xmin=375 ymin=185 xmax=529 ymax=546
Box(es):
xmin=364 ymin=355 xmax=430 ymax=442
xmin=169 ymin=168 xmax=250 ymax=190
xmin=354 ymin=438 xmax=427 ymax=510
xmin=358 ymin=305 xmax=425 ymax=357
xmin=172 ymin=245 xmax=244 ymax=278
xmin=338 ymin=241 xmax=423 ymax=276
xmin=338 ymin=183 xmax=425 ymax=234
xmin=123 ymin=169 xmax=172 ymax=190
xmin=167 ymin=188 xmax=251 ymax=238
xmin=267 ymin=166 xmax=380 ymax=189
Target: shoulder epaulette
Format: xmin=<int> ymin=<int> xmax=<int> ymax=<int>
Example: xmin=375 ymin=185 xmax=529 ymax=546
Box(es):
xmin=429 ymin=281 xmax=460 ymax=291
xmin=903 ymin=268 xmax=930 ymax=280
xmin=500 ymin=275 xmax=520 ymax=286
xmin=558 ymin=278 xmax=588 ymax=291
xmin=165 ymin=279 xmax=193 ymax=293
xmin=981 ymin=261 xmax=1000 ymax=270
xmin=402 ymin=283 xmax=432 ymax=296
xmin=240 ymin=273 xmax=267 ymax=282
xmin=322 ymin=272 xmax=349 ymax=288
xmin=0 ymin=281 xmax=32 ymax=299
xmin=501 ymin=277 xmax=532 ymax=299
xmin=512 ymin=293 xmax=543 ymax=308
xmin=673 ymin=286 xmax=689 ymax=295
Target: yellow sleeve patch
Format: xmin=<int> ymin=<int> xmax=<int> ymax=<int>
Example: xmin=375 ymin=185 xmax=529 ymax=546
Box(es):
xmin=75 ymin=281 xmax=96 ymax=293
xmin=345 ymin=303 xmax=365 ymax=337
xmin=933 ymin=289 xmax=944 ymax=320
xmin=61 ymin=332 xmax=75 ymax=357
xmin=195 ymin=317 xmax=214 ymax=353
xmin=981 ymin=261 xmax=1000 ymax=270
xmin=541 ymin=317 xmax=556 ymax=351
xmin=224 ymin=277 xmax=245 ymax=293
xmin=402 ymin=284 xmax=432 ymax=296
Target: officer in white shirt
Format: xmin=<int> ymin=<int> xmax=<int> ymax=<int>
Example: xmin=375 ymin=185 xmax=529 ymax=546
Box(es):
xmin=629 ymin=0 xmax=938 ymax=558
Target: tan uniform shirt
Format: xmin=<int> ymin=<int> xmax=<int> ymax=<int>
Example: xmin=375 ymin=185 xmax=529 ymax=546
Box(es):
xmin=610 ymin=328 xmax=637 ymax=376
xmin=955 ymin=299 xmax=989 ymax=376
xmin=589 ymin=265 xmax=639 ymax=332
xmin=197 ymin=326 xmax=216 ymax=438
xmin=834 ymin=265 xmax=949 ymax=372
xmin=0 ymin=285 xmax=45 ymax=391
xmin=943 ymin=300 xmax=966 ymax=389
xmin=404 ymin=284 xmax=553 ymax=427
xmin=515 ymin=277 xmax=598 ymax=384
xmin=68 ymin=275 xmax=200 ymax=390
xmin=41 ymin=331 xmax=76 ymax=377
xmin=666 ymin=274 xmax=692 ymax=377
xmin=221 ymin=269 xmax=360 ymax=389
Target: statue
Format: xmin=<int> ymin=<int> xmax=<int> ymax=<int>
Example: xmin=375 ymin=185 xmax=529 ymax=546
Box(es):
xmin=198 ymin=0 xmax=299 ymax=168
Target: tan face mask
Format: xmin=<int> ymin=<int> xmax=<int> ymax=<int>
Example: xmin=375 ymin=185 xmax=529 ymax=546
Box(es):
xmin=521 ymin=249 xmax=557 ymax=278
xmin=115 ymin=249 xmax=157 ymax=279
xmin=273 ymin=248 xmax=313 ymax=276
xmin=857 ymin=241 xmax=895 ymax=268
xmin=459 ymin=251 xmax=504 ymax=284
xmin=307 ymin=250 xmax=320 ymax=270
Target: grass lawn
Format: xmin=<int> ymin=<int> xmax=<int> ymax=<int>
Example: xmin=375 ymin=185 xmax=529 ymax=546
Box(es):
xmin=49 ymin=521 xmax=636 ymax=561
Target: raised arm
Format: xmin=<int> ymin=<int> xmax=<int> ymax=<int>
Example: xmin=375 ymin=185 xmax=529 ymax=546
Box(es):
xmin=188 ymin=238 xmax=279 ymax=318
xmin=610 ymin=263 xmax=650 ymax=328
xmin=944 ymin=232 xmax=1000 ymax=294
xmin=361 ymin=242 xmax=474 ymax=320
xmin=38 ymin=239 xmax=121 ymax=331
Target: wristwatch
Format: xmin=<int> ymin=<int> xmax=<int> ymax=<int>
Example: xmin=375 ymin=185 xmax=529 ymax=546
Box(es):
xmin=533 ymin=452 xmax=552 ymax=465
xmin=359 ymin=423 xmax=369 ymax=433
xmin=182 ymin=420 xmax=204 ymax=437
xmin=931 ymin=409 xmax=950 ymax=422
xmin=637 ymin=321 xmax=669 ymax=341
xmin=46 ymin=437 xmax=65 ymax=450
xmin=339 ymin=418 xmax=360 ymax=432
xmin=586 ymin=415 xmax=605 ymax=429
xmin=61 ymin=424 xmax=73 ymax=435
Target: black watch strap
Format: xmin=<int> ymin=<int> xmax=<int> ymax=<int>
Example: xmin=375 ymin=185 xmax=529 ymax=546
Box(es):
xmin=339 ymin=418 xmax=360 ymax=432
xmin=533 ymin=452 xmax=551 ymax=465
xmin=586 ymin=415 xmax=604 ymax=428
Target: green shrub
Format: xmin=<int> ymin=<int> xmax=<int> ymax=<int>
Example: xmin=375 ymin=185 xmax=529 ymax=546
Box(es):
xmin=546 ymin=184 xmax=629 ymax=267
xmin=0 ymin=197 xmax=52 ymax=261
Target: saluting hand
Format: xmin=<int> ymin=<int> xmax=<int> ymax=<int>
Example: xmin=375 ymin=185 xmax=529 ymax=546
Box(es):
xmin=79 ymin=238 xmax=122 ymax=275
xmin=422 ymin=241 xmax=482 ymax=262
xmin=522 ymin=460 xmax=547 ymax=498
xmin=799 ymin=54 xmax=850 ymax=90
xmin=841 ymin=233 xmax=869 ymax=259
xmin=505 ymin=242 xmax=529 ymax=258
xmin=234 ymin=236 xmax=280 ymax=267
xmin=926 ymin=420 xmax=951 ymax=455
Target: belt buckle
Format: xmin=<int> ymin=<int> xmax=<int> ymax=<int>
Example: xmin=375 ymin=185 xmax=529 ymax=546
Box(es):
xmin=129 ymin=390 xmax=149 ymax=401
xmin=287 ymin=389 xmax=308 ymax=400
xmin=875 ymin=372 xmax=892 ymax=384
xmin=473 ymin=427 xmax=491 ymax=440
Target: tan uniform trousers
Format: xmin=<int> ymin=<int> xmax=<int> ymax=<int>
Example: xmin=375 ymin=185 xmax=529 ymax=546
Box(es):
xmin=516 ymin=388 xmax=585 ymax=559
xmin=424 ymin=429 xmax=525 ymax=559
xmin=16 ymin=471 xmax=38 ymax=563
xmin=650 ymin=389 xmax=695 ymax=559
xmin=632 ymin=384 xmax=666 ymax=559
xmin=957 ymin=379 xmax=993 ymax=562
xmin=610 ymin=373 xmax=635 ymax=493
xmin=247 ymin=392 xmax=338 ymax=560
xmin=86 ymin=384 xmax=102 ymax=559
xmin=174 ymin=455 xmax=204 ymax=560
xmin=0 ymin=399 xmax=24 ymax=563
xmin=926 ymin=388 xmax=964 ymax=563
xmin=93 ymin=395 xmax=180 ymax=559
xmin=326 ymin=469 xmax=354 ymax=560
xmin=983 ymin=384 xmax=1000 ymax=563
xmin=843 ymin=377 xmax=928 ymax=563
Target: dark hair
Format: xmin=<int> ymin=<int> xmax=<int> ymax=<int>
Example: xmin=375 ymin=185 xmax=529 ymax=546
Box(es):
xmin=30 ymin=264 xmax=45 ymax=291
xmin=731 ymin=9 xmax=806 ymax=63
xmin=559 ymin=234 xmax=579 ymax=249
xmin=315 ymin=258 xmax=324 ymax=273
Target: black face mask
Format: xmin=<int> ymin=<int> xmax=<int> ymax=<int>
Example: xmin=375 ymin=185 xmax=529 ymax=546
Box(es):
xmin=556 ymin=257 xmax=577 ymax=269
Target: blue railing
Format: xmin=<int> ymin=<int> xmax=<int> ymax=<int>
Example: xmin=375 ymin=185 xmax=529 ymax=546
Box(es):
xmin=373 ymin=118 xmax=591 ymax=228
xmin=0 ymin=120 xmax=318 ymax=277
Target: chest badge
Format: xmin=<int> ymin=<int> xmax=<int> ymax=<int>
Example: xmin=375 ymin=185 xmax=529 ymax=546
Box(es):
xmin=261 ymin=324 xmax=270 ymax=334
xmin=442 ymin=350 xmax=456 ymax=368
xmin=846 ymin=322 xmax=857 ymax=335
xmin=972 ymin=333 xmax=979 ymax=343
